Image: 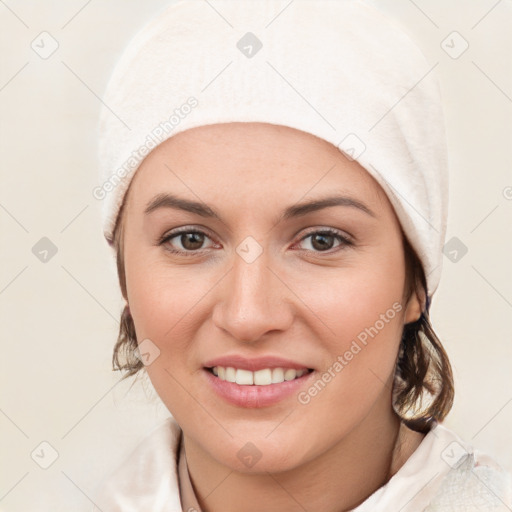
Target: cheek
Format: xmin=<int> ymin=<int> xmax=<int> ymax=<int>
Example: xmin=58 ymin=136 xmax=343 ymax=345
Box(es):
xmin=124 ymin=261 xmax=208 ymax=411
xmin=124 ymin=251 xmax=219 ymax=373
xmin=288 ymin=247 xmax=407 ymax=411
xmin=290 ymin=243 xmax=407 ymax=349
xmin=329 ymin=267 xmax=405 ymax=355
xmin=127 ymin=266 xmax=194 ymax=341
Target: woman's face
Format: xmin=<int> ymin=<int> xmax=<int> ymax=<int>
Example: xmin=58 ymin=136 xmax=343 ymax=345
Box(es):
xmin=122 ymin=122 xmax=422 ymax=472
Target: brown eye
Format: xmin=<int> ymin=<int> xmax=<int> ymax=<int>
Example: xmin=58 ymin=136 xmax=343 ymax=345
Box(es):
xmin=297 ymin=229 xmax=353 ymax=253
xmin=310 ymin=232 xmax=336 ymax=251
xmin=179 ymin=232 xmax=205 ymax=251
xmin=159 ymin=229 xmax=215 ymax=255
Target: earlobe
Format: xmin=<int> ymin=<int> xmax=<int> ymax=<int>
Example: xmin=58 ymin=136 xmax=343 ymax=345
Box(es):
xmin=404 ymin=289 xmax=424 ymax=324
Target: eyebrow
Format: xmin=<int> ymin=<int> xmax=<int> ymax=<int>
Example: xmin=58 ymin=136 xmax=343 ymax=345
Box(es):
xmin=144 ymin=192 xmax=376 ymax=221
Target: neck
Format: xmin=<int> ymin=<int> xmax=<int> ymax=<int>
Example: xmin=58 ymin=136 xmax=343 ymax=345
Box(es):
xmin=183 ymin=394 xmax=425 ymax=512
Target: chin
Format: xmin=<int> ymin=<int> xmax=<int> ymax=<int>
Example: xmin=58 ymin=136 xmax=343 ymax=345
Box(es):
xmin=223 ymin=445 xmax=305 ymax=475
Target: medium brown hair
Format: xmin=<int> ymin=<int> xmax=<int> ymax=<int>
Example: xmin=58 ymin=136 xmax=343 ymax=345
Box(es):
xmin=110 ymin=200 xmax=454 ymax=434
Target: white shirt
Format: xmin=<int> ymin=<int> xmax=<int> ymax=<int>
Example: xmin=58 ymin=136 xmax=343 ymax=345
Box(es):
xmin=91 ymin=417 xmax=512 ymax=512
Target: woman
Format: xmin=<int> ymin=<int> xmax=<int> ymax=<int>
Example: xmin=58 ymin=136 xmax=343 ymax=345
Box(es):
xmin=92 ymin=1 xmax=512 ymax=510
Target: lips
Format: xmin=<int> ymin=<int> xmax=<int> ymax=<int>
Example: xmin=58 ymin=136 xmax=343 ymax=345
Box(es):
xmin=202 ymin=354 xmax=315 ymax=408
xmin=203 ymin=354 xmax=313 ymax=372
xmin=203 ymin=367 xmax=314 ymax=408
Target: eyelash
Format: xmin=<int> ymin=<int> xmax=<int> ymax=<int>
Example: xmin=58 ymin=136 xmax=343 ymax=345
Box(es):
xmin=158 ymin=227 xmax=354 ymax=257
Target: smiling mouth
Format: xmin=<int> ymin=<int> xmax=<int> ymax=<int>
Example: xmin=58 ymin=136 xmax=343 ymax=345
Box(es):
xmin=205 ymin=366 xmax=314 ymax=386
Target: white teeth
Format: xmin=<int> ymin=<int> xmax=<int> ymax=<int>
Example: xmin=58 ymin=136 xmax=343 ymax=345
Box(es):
xmin=211 ymin=366 xmax=309 ymax=385
xmin=254 ymin=369 xmax=272 ymax=386
xmin=284 ymin=369 xmax=297 ymax=381
xmin=271 ymin=368 xmax=284 ymax=383
xmin=235 ymin=369 xmax=253 ymax=385
xmin=225 ymin=367 xmax=236 ymax=383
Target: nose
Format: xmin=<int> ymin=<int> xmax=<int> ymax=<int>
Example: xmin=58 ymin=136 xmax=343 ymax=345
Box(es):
xmin=211 ymin=250 xmax=293 ymax=343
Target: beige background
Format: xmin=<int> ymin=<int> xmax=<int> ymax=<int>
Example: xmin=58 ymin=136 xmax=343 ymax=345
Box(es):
xmin=1 ymin=0 xmax=511 ymax=510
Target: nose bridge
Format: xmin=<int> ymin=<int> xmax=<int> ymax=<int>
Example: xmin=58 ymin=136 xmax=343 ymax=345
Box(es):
xmin=213 ymin=246 xmax=291 ymax=342
xmin=233 ymin=254 xmax=269 ymax=306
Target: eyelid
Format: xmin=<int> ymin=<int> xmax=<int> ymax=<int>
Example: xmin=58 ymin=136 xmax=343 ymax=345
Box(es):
xmin=296 ymin=226 xmax=353 ymax=243
xmin=158 ymin=226 xmax=218 ymax=251
xmin=158 ymin=226 xmax=354 ymax=255
xmin=293 ymin=227 xmax=354 ymax=251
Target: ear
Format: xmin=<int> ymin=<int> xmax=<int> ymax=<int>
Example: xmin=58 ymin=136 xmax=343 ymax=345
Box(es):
xmin=403 ymin=286 xmax=425 ymax=324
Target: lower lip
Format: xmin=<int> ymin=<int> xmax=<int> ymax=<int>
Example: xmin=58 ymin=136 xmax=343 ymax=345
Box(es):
xmin=203 ymin=368 xmax=315 ymax=408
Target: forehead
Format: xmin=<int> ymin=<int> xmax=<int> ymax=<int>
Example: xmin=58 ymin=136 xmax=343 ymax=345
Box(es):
xmin=126 ymin=122 xmax=386 ymax=214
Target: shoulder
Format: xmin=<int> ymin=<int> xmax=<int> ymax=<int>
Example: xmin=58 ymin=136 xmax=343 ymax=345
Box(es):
xmin=425 ymin=425 xmax=512 ymax=511
xmin=91 ymin=417 xmax=184 ymax=512
xmin=352 ymin=422 xmax=512 ymax=512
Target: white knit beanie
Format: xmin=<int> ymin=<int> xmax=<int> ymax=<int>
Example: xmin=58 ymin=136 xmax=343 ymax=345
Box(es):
xmin=96 ymin=0 xmax=449 ymax=309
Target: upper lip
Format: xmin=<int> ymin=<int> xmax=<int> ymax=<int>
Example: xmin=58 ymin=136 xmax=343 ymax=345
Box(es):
xmin=203 ymin=355 xmax=313 ymax=372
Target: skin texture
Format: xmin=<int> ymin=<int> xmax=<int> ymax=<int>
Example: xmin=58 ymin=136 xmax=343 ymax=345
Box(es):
xmin=121 ymin=122 xmax=425 ymax=512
